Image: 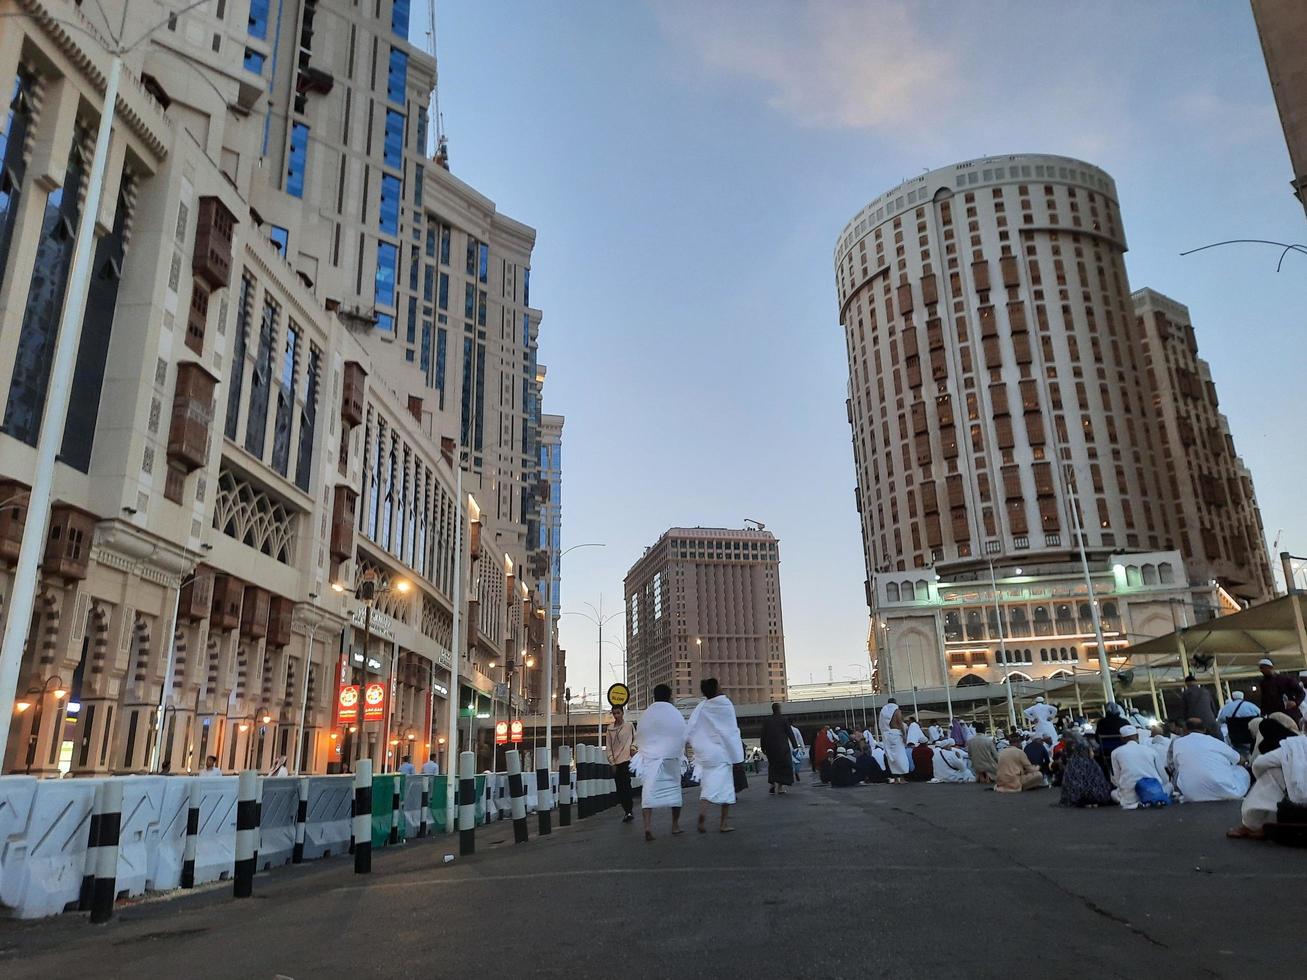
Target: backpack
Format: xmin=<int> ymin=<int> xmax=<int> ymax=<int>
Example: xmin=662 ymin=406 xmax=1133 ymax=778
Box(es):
xmin=1135 ymin=777 xmax=1169 ymax=807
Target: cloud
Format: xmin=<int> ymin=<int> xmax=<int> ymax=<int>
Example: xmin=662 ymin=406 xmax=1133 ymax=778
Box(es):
xmin=658 ymin=2 xmax=959 ymax=132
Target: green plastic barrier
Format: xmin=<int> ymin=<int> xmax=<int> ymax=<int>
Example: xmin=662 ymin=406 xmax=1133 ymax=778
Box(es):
xmin=370 ymin=774 xmax=407 ymax=848
xmin=427 ymin=774 xmax=485 ymax=832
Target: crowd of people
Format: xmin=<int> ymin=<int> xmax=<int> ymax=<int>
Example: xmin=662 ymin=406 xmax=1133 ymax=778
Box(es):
xmin=775 ymin=658 xmax=1307 ymax=843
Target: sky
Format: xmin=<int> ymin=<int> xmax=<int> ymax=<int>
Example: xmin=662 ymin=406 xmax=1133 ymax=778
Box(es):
xmin=414 ymin=1 xmax=1306 ymax=700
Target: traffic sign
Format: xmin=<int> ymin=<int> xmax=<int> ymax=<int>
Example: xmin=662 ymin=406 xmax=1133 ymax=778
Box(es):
xmin=607 ymin=683 xmax=630 ymax=708
xmin=495 ymin=721 xmax=510 ymax=745
xmin=510 ymin=720 xmax=524 ymax=743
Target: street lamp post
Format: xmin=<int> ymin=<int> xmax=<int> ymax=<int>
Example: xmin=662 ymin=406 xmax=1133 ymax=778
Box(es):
xmin=561 ymin=600 xmax=622 ymax=748
xmin=16 ymin=676 xmax=68 ymax=774
xmin=847 ymin=663 xmax=870 ymax=731
xmin=987 ymin=558 xmax=1020 ymax=731
xmin=543 ymin=543 xmax=604 ymax=761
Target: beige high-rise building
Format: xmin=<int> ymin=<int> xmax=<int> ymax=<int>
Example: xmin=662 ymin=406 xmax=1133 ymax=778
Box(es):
xmin=625 ymin=527 xmax=787 ymax=708
xmin=835 ymin=154 xmax=1271 ymax=692
xmin=1252 ymin=0 xmax=1307 ymax=218
xmin=0 ymin=0 xmax=553 ymax=775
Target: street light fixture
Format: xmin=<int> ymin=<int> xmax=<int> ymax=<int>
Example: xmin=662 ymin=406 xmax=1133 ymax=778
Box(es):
xmin=21 ymin=675 xmax=68 ymax=774
xmin=544 ymin=543 xmax=605 ymax=759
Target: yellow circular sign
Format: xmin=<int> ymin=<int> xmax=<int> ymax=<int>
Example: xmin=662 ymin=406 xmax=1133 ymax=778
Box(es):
xmin=607 ymin=683 xmax=630 ymax=708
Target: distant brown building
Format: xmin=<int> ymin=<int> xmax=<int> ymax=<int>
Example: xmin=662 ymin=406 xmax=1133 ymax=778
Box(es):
xmin=1132 ymin=289 xmax=1273 ymax=602
xmin=625 ymin=527 xmax=787 ymax=707
xmin=1252 ymin=0 xmax=1307 ymax=218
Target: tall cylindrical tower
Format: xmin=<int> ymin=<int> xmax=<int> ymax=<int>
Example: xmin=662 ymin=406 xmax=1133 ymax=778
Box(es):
xmin=836 ymin=154 xmax=1168 ymax=582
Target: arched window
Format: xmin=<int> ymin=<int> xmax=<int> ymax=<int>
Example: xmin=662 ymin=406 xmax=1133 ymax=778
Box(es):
xmin=1009 ymin=606 xmax=1030 ymax=637
xmin=966 ymin=608 xmax=986 ymax=640
xmin=886 ymin=582 xmax=900 ymax=602
xmin=916 ymin=581 xmax=930 ymax=601
xmin=943 ymin=609 xmax=963 ymax=642
xmin=1142 ymin=563 xmax=1157 ymax=585
xmin=1159 ymin=562 xmax=1174 ymax=584
xmin=1126 ymin=565 xmax=1142 ymax=587
xmin=1039 ymin=648 xmax=1049 ymax=662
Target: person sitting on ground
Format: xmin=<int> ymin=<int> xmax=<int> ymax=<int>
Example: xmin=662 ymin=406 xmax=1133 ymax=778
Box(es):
xmin=931 ymin=739 xmax=975 ymax=783
xmin=967 ymin=722 xmax=1000 ymax=784
xmin=907 ymin=740 xmax=935 ymax=782
xmin=1229 ymin=714 xmax=1306 ymax=839
xmin=819 ymin=748 xmax=835 ymax=785
xmin=1058 ymin=728 xmax=1113 ymax=807
xmin=1146 ymin=725 xmax=1174 ymax=795
xmin=996 ymin=734 xmax=1045 ymax=793
xmin=1095 ymin=704 xmax=1128 ymax=779
xmin=831 ymin=748 xmax=861 ymax=787
xmin=854 ymin=742 xmax=888 ymax=784
xmin=1024 ymin=734 xmax=1052 ymax=780
xmin=1109 ymin=725 xmax=1169 ymax=809
xmin=905 ymin=716 xmax=927 ymax=747
xmin=1169 ymin=717 xmax=1250 ymax=802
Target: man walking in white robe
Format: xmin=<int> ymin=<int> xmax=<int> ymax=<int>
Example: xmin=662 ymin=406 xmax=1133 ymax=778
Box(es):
xmin=1169 ymin=718 xmax=1250 ymax=802
xmin=685 ymin=678 xmax=744 ymax=833
xmin=631 ymin=683 xmax=687 ymax=841
xmin=879 ymin=699 xmax=909 ymax=782
xmin=1109 ymin=725 xmax=1168 ymax=809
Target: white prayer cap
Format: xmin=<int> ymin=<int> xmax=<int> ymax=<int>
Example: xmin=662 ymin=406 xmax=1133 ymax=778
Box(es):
xmin=1035 ymin=696 xmax=1046 ymax=703
xmin=1120 ymin=725 xmax=1138 ymax=737
xmin=1258 ymin=658 xmax=1274 ymax=667
xmin=941 ymin=738 xmax=955 ymax=747
xmin=1232 ymin=690 xmax=1244 ymax=700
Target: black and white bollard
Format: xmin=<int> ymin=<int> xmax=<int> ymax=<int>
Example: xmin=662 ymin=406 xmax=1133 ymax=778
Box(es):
xmin=575 ymin=745 xmax=587 ymax=820
xmin=89 ymin=780 xmax=121 ymax=924
xmin=292 ymin=777 xmax=308 ymax=864
xmin=581 ymin=745 xmax=594 ymax=819
xmin=353 ymin=759 xmax=373 ymax=874
xmin=458 ymin=751 xmax=476 ymax=856
xmin=181 ymin=780 xmax=201 ymax=887
xmin=418 ymin=776 xmax=429 ymax=839
xmin=79 ymin=781 xmax=104 ymax=910
xmin=389 ymin=777 xmax=401 ymax=846
xmin=506 ymin=749 xmax=529 ymax=844
xmin=234 ymin=769 xmax=259 ymax=898
xmin=557 ymin=746 xmax=573 ymax=827
xmin=536 ymin=753 xmax=553 ymax=836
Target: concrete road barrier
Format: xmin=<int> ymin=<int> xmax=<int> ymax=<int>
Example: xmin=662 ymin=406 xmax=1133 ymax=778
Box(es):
xmin=0 ymin=775 xmax=97 ymax=919
xmin=300 ymin=775 xmax=354 ymax=861
xmin=258 ymin=777 xmax=300 ymax=870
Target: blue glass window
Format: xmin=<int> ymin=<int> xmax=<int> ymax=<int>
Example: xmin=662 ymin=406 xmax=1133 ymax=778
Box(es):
xmin=269 ymin=225 xmax=289 ymax=257
xmin=225 ymin=276 xmax=254 ymax=440
xmin=391 ymin=0 xmax=410 ymax=37
xmin=294 ymin=344 xmax=321 ymax=492
xmin=425 ymin=225 xmax=436 ymax=258
xmin=435 ymin=325 xmax=447 ymax=408
xmin=522 ymin=312 xmax=530 ymax=348
xmin=439 ymin=225 xmax=450 ymax=264
xmin=3 ymin=132 xmax=87 ymax=446
xmin=248 ymin=0 xmax=269 ymax=39
xmin=477 ymin=242 xmax=488 ymax=283
xmin=244 ymin=48 xmax=266 ymax=74
xmin=383 ymin=109 xmax=405 ymax=169
xmin=407 ymin=296 xmax=417 ymax=343
xmin=286 ymin=123 xmax=309 ymax=198
xmin=423 ymin=265 xmax=434 ymax=302
xmin=438 ymin=272 xmax=448 ymax=310
xmin=271 ymin=322 xmax=299 ymax=476
xmin=408 ymin=245 xmax=419 ymax=290
xmin=243 ymin=299 xmax=278 ymax=459
xmin=416 ymin=112 xmax=428 ymax=153
xmin=413 ymin=163 xmax=423 ymax=207
xmin=379 ymin=174 xmax=401 ymax=234
xmin=420 ymin=319 xmax=431 ymax=371
xmin=0 ymin=69 xmax=36 ymax=297
xmin=464 ymin=282 xmax=474 ymax=319
xmin=376 ymin=312 xmax=394 ymax=333
xmin=375 ymin=242 xmax=397 ymax=308
xmin=476 ymin=289 xmax=485 ymax=327
xmin=387 ymin=48 xmax=408 ymax=105
xmin=523 ymin=267 xmax=530 ymax=306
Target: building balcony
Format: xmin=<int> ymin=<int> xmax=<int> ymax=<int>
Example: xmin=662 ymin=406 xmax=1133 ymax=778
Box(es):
xmin=193 ymin=196 xmax=236 ymax=290
xmin=42 ymin=504 xmax=97 ymax=581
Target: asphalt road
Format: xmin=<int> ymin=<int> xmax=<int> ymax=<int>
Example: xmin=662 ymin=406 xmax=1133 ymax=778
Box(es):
xmin=1 ymin=777 xmax=1301 ymax=979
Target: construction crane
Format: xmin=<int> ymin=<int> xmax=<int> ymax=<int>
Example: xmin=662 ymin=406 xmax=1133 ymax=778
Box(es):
xmin=424 ymin=0 xmax=448 ymax=168
xmin=743 ymin=518 xmax=766 ymax=531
